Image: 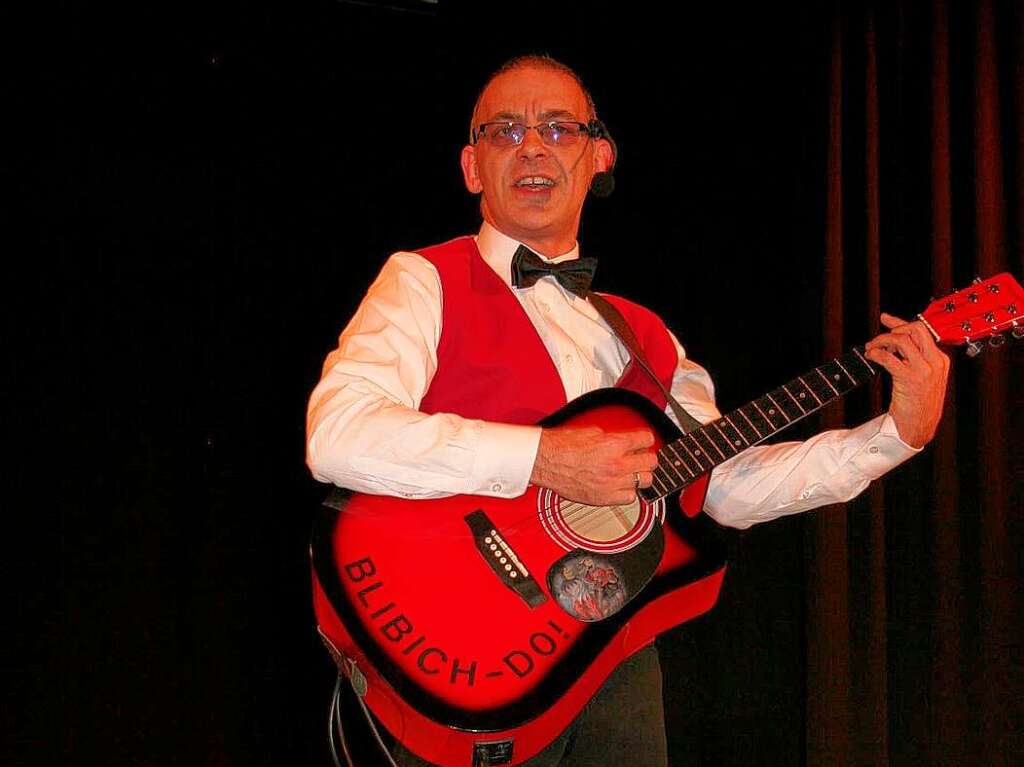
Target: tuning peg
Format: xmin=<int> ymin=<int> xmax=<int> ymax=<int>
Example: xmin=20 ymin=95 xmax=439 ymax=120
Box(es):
xmin=989 ymin=333 xmax=1006 ymax=348
xmin=966 ymin=340 xmax=984 ymax=357
xmin=972 ymin=276 xmax=983 ymax=284
xmin=1012 ymin=324 xmax=1024 ymax=339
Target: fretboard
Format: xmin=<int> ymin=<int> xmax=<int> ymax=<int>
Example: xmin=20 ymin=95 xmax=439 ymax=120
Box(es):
xmin=642 ymin=346 xmax=879 ymax=501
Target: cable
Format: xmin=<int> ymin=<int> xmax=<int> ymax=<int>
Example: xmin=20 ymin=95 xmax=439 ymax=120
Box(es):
xmin=329 ymin=659 xmax=400 ymax=767
xmin=327 ymin=673 xmax=353 ymax=767
xmin=353 ymin=688 xmax=401 ymax=767
xmin=335 ymin=685 xmax=355 ymax=767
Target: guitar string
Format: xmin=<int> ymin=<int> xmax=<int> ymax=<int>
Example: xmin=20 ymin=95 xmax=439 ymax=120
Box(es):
xmin=509 ymin=363 xmax=867 ymax=538
xmin=551 ymin=502 xmax=628 ymax=539
xmin=341 ymin=347 xmax=892 ymax=542
xmin=542 ymin=495 xmax=688 ymax=541
xmin=340 ymin=355 xmax=872 ymax=538
xmin=495 ymin=498 xmax=635 ymax=540
xmin=500 ymin=488 xmax=687 ymax=541
xmin=506 ymin=502 xmax=628 ymax=542
xmin=556 ymin=501 xmax=648 ymax=534
xmin=502 ymin=497 xmax=646 ymax=536
xmin=510 ymin=464 xmax=697 ymax=534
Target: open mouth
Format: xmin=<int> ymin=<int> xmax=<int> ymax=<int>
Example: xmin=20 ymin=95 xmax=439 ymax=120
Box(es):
xmin=514 ymin=176 xmax=555 ymax=190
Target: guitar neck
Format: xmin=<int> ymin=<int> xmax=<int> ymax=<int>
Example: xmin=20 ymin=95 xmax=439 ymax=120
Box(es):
xmin=647 ymin=346 xmax=879 ymax=498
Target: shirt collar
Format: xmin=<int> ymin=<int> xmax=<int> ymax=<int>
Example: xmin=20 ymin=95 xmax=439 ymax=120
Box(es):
xmin=475 ymin=221 xmax=580 ymax=288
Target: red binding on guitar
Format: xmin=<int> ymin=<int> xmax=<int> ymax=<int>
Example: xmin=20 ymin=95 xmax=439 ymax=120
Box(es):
xmin=311 ymin=274 xmax=1022 ymax=766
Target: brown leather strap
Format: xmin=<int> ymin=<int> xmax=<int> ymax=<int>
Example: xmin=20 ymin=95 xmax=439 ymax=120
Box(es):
xmin=586 ymin=291 xmax=703 ymax=434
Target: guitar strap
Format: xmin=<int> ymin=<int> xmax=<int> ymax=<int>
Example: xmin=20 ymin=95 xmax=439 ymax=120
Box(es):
xmin=585 ymin=291 xmax=704 ymax=435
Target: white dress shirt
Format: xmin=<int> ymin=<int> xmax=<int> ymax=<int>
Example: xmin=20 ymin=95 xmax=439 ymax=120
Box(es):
xmin=307 ymin=222 xmax=918 ymax=529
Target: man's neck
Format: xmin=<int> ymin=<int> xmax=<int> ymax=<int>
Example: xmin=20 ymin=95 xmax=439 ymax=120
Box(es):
xmin=481 ymin=218 xmax=578 ymax=259
xmin=518 ymin=235 xmax=575 ymax=258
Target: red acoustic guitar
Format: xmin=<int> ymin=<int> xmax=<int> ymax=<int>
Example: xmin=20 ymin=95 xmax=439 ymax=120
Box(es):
xmin=311 ymin=274 xmax=1022 ymax=766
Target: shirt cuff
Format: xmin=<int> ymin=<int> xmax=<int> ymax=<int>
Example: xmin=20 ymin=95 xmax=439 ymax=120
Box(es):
xmin=469 ymin=421 xmax=543 ymax=498
xmin=846 ymin=412 xmax=921 ymax=481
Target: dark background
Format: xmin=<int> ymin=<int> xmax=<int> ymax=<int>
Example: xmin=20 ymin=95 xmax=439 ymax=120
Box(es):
xmin=37 ymin=1 xmax=1021 ymax=765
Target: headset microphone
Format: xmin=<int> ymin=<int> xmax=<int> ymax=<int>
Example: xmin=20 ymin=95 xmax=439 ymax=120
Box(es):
xmin=590 ymin=170 xmax=615 ymax=198
xmin=588 ymin=119 xmax=617 ymax=198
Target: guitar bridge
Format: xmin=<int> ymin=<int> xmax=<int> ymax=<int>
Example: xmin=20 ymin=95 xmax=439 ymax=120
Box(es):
xmin=465 ymin=510 xmax=547 ymax=609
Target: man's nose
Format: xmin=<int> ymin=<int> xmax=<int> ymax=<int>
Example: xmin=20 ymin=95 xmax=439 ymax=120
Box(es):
xmin=516 ymin=126 xmax=548 ymax=160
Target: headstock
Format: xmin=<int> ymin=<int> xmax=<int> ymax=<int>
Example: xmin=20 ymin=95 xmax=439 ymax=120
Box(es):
xmin=919 ymin=273 xmax=1024 ymax=356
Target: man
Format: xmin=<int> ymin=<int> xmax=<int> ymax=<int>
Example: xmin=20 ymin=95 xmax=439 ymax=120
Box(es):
xmin=307 ymin=55 xmax=948 ymax=767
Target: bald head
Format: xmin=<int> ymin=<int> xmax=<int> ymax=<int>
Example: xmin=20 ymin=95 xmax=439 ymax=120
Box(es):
xmin=469 ymin=55 xmax=598 ymax=140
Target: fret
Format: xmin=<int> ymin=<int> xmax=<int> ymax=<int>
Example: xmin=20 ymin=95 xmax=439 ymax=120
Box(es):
xmin=683 ymin=432 xmax=717 ymax=468
xmin=746 ymin=400 xmax=775 ymax=434
xmin=765 ymin=392 xmax=798 ymax=422
xmin=819 ymin=359 xmax=855 ymax=392
xmin=692 ymin=427 xmax=728 ymax=462
xmin=851 ymin=347 xmax=876 ymax=376
xmin=675 ymin=435 xmax=711 ymax=471
xmin=735 ymin=406 xmax=765 ymax=440
xmin=801 ymin=369 xmax=834 ymax=403
xmin=710 ymin=421 xmax=741 ymax=456
xmin=833 ymin=358 xmax=859 ymax=387
xmin=719 ymin=415 xmax=751 ymax=448
xmin=781 ymin=383 xmax=810 ymax=414
xmin=814 ymin=366 xmax=841 ymax=396
xmin=773 ymin=387 xmax=804 ymax=420
xmin=650 ymin=468 xmax=671 ymax=496
xmin=654 ymin=455 xmax=682 ymax=489
xmin=753 ymin=397 xmax=786 ymax=431
xmin=666 ymin=443 xmax=699 ymax=480
xmin=652 ymin=457 xmax=680 ymax=489
xmin=795 ymin=375 xmax=824 ymax=407
xmin=660 ymin=444 xmax=695 ymax=483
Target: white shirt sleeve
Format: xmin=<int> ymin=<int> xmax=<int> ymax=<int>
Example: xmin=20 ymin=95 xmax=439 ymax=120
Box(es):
xmin=663 ymin=332 xmax=921 ymax=529
xmin=305 ymin=252 xmax=541 ymax=499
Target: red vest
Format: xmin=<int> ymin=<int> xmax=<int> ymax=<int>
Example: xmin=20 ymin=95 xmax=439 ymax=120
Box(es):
xmin=417 ymin=236 xmax=678 ymax=423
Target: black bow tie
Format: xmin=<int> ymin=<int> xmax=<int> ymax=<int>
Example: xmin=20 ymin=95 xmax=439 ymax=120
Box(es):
xmin=510 ymin=244 xmax=598 ymax=297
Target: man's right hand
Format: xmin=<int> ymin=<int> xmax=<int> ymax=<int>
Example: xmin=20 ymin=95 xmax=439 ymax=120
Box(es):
xmin=529 ymin=425 xmax=659 ymax=506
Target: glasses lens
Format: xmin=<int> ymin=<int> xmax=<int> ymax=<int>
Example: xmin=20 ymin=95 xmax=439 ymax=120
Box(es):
xmin=539 ymin=122 xmax=584 ymax=146
xmin=483 ymin=123 xmax=525 ymax=147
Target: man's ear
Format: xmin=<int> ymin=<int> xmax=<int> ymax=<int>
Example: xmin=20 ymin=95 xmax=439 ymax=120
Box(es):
xmin=593 ymin=138 xmax=614 ymax=174
xmin=461 ymin=144 xmax=483 ymax=194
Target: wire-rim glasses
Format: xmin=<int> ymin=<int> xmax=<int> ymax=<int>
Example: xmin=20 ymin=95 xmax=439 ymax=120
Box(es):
xmin=471 ymin=120 xmax=596 ymax=148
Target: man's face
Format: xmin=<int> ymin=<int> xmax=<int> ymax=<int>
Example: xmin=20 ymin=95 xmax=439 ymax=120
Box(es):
xmin=460 ymin=66 xmax=613 ymax=256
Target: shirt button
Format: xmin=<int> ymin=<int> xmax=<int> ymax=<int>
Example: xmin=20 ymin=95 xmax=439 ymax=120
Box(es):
xmin=491 ymin=483 xmax=503 ymax=493
xmin=868 ymin=445 xmax=879 ymax=454
xmin=540 ymin=302 xmax=551 ymax=313
xmin=564 ymin=354 xmax=574 ymax=364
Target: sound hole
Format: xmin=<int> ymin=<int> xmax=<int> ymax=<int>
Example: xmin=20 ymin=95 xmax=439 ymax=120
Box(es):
xmin=557 ymin=499 xmax=642 ymax=543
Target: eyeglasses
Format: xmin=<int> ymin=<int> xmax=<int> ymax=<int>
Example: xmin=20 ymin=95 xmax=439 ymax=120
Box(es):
xmin=471 ymin=120 xmax=596 ymax=148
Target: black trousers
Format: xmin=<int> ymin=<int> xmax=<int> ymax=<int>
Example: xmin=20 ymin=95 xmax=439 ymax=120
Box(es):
xmin=384 ymin=645 xmax=668 ymax=767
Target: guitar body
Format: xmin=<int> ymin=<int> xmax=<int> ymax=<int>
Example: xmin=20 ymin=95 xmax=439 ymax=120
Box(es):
xmin=311 ymin=388 xmax=727 ymax=766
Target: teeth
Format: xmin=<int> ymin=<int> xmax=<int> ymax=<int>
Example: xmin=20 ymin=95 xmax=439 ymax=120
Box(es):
xmin=516 ymin=176 xmax=554 ymax=187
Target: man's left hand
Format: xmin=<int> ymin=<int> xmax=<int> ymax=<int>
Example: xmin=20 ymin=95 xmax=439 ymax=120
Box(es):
xmin=863 ymin=312 xmax=951 ymax=448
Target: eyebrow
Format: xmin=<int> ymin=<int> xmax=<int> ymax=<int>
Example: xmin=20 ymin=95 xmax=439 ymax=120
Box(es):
xmin=482 ymin=108 xmax=580 ymax=123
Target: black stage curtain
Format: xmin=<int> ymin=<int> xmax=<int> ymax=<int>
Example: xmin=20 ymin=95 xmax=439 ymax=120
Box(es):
xmin=48 ymin=2 xmax=1021 ymax=765
xmin=805 ymin=1 xmax=1023 ymax=764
